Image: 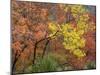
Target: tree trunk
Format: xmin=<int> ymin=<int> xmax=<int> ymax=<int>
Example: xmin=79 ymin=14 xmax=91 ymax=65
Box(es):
xmin=33 ymin=42 xmax=38 ymax=64
xmin=42 ymin=40 xmax=50 ymax=58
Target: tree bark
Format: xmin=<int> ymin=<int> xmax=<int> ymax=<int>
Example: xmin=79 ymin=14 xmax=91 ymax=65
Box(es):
xmin=12 ymin=44 xmax=27 ymax=74
xmin=33 ymin=42 xmax=38 ymax=64
xmin=42 ymin=40 xmax=50 ymax=58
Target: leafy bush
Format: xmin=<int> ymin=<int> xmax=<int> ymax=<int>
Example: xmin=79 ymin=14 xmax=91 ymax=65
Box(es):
xmin=32 ymin=55 xmax=59 ymax=72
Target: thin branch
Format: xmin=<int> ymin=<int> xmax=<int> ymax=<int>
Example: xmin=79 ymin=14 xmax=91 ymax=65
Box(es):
xmin=32 ymin=30 xmax=59 ymax=64
xmin=37 ymin=30 xmax=59 ymax=43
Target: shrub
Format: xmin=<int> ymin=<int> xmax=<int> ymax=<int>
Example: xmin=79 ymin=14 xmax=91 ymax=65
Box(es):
xmin=32 ymin=55 xmax=59 ymax=72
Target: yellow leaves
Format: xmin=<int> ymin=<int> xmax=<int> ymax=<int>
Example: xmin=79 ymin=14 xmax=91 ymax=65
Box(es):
xmin=62 ymin=23 xmax=73 ymax=30
xmin=59 ymin=23 xmax=86 ymax=58
xmin=88 ymin=23 xmax=96 ymax=31
xmin=49 ymin=33 xmax=57 ymax=39
xmin=36 ymin=4 xmax=95 ymax=63
xmin=71 ymin=5 xmax=81 ymax=13
xmin=78 ymin=29 xmax=84 ymax=35
xmin=64 ymin=6 xmax=69 ymax=12
xmin=80 ymin=14 xmax=89 ymax=22
xmin=61 ymin=23 xmax=73 ymax=36
xmin=63 ymin=40 xmax=86 ymax=58
xmin=48 ymin=21 xmax=86 ymax=58
xmin=77 ymin=20 xmax=88 ymax=33
xmin=70 ymin=5 xmax=86 ymax=14
xmin=76 ymin=13 xmax=89 ymax=34
xmin=68 ymin=5 xmax=87 ymax=23
xmin=48 ymin=22 xmax=58 ymax=32
xmin=48 ymin=22 xmax=59 ymax=38
xmin=80 ymin=38 xmax=85 ymax=47
xmin=63 ymin=42 xmax=70 ymax=49
xmin=73 ymin=49 xmax=86 ymax=58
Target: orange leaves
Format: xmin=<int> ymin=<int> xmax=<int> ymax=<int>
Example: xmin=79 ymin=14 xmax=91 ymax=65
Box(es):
xmin=12 ymin=41 xmax=22 ymax=57
xmin=12 ymin=41 xmax=21 ymax=51
xmin=17 ymin=17 xmax=27 ymax=26
xmin=34 ymin=23 xmax=47 ymax=41
xmin=14 ymin=25 xmax=27 ymax=35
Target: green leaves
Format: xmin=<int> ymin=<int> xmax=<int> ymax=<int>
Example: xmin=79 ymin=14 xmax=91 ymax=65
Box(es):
xmin=32 ymin=55 xmax=59 ymax=72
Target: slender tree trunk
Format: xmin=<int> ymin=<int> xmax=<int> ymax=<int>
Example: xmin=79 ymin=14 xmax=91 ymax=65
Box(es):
xmin=42 ymin=40 xmax=50 ymax=58
xmin=12 ymin=57 xmax=17 ymax=75
xmin=33 ymin=42 xmax=38 ymax=64
xmin=12 ymin=44 xmax=27 ymax=74
xmin=32 ymin=31 xmax=58 ymax=64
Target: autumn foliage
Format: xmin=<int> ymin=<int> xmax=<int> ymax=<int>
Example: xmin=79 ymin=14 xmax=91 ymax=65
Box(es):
xmin=11 ymin=0 xmax=96 ymax=74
